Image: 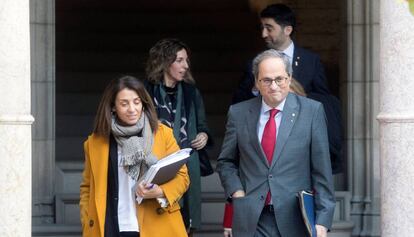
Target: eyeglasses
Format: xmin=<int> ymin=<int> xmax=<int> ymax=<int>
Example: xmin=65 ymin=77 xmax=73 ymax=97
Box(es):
xmin=259 ymin=76 xmax=289 ymax=87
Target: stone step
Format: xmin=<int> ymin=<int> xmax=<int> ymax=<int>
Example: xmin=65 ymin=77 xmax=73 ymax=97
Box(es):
xmin=32 ymin=224 xmax=81 ymax=237
xmin=56 ymin=114 xmax=227 ymax=138
xmin=57 ymin=11 xmax=257 ymax=34
xmin=57 ymin=0 xmax=249 ymax=13
xmin=56 ymin=92 xmax=232 ymax=115
xmin=56 ymin=93 xmax=100 ymax=116
xmin=55 ymin=160 xmax=223 ymax=193
xmin=56 ymin=30 xmax=340 ymax=54
xmin=56 ymin=50 xmax=256 ymax=73
xmin=56 ymin=115 xmax=94 ymax=137
xmin=56 ymin=137 xmax=86 ymax=162
xmin=56 ymin=135 xmax=223 ymax=162
xmin=56 ymin=71 xmax=242 ymax=93
xmin=56 ymin=31 xmax=261 ymax=52
xmin=35 ymin=214 xmax=223 ymax=236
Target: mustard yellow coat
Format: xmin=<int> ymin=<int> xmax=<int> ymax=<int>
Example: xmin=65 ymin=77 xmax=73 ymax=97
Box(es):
xmin=79 ymin=124 xmax=189 ymax=237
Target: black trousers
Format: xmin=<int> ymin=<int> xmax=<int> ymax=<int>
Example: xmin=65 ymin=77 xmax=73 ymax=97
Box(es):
xmin=119 ymin=231 xmax=139 ymax=237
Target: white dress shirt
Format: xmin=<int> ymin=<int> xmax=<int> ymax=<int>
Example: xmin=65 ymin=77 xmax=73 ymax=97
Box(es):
xmin=282 ymin=41 xmax=295 ymax=66
xmin=117 ymin=145 xmax=139 ymax=232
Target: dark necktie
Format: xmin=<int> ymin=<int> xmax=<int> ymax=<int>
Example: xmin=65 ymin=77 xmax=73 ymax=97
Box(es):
xmin=261 ymin=109 xmax=279 ymax=205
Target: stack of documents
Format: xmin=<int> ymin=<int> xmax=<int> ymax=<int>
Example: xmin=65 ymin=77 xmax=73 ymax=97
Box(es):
xmin=135 ymin=148 xmax=191 ymax=204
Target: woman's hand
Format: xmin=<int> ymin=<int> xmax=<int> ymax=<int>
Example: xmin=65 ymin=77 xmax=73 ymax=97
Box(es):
xmin=135 ymin=182 xmax=165 ymax=199
xmin=190 ymin=132 xmax=208 ymax=150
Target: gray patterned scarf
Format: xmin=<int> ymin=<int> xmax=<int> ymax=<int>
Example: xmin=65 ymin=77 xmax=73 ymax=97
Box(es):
xmin=111 ymin=114 xmax=158 ymax=181
xmin=153 ymin=83 xmax=189 ymax=148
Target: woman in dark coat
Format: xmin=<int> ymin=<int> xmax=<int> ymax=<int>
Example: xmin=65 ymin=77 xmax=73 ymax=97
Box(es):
xmin=144 ymin=38 xmax=212 ymax=235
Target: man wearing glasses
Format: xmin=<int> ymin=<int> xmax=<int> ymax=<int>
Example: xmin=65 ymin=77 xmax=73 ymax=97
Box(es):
xmin=217 ymin=50 xmax=335 ymax=237
xmin=231 ymin=3 xmax=343 ymax=175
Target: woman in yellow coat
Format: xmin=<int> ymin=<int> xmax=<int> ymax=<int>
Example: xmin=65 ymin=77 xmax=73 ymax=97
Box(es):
xmin=79 ymin=75 xmax=189 ymax=237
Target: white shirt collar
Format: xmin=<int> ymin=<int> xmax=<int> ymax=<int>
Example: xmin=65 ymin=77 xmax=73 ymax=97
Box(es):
xmin=261 ymin=97 xmax=287 ymax=115
xmin=282 ymin=41 xmax=295 ymax=60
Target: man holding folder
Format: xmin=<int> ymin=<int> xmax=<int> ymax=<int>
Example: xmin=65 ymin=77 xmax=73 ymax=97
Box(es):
xmin=217 ymin=50 xmax=335 ymax=237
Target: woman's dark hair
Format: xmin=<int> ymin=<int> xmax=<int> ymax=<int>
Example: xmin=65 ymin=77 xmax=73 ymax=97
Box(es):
xmin=93 ymin=75 xmax=158 ymax=136
xmin=146 ymin=38 xmax=195 ymax=84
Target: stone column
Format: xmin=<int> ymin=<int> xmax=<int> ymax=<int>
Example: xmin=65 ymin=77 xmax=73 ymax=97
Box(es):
xmin=347 ymin=2 xmax=367 ymax=234
xmin=0 ymin=1 xmax=34 ymax=236
xmin=360 ymin=1 xmax=381 ymax=236
xmin=30 ymin=0 xmax=56 ymax=225
xmin=347 ymin=0 xmax=380 ymax=236
xmin=378 ymin=0 xmax=414 ymax=236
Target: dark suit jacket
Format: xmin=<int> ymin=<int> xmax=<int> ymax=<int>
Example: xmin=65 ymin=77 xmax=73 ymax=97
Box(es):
xmin=217 ymin=94 xmax=336 ymax=237
xmin=232 ymin=46 xmax=343 ymax=173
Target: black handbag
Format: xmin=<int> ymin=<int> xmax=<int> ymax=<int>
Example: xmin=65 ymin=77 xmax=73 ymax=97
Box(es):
xmin=198 ymin=149 xmax=214 ymax=176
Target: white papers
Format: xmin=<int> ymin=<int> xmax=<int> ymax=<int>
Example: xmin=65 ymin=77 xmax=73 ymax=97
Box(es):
xmin=135 ymin=148 xmax=191 ymax=204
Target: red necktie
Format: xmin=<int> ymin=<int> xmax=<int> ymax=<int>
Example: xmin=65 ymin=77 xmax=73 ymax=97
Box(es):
xmin=261 ymin=109 xmax=279 ymax=205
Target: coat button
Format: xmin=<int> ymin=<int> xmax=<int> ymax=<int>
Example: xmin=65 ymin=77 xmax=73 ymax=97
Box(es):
xmin=156 ymin=207 xmax=165 ymax=215
xmin=269 ymin=174 xmax=273 ymax=179
xmin=89 ymin=220 xmax=94 ymax=227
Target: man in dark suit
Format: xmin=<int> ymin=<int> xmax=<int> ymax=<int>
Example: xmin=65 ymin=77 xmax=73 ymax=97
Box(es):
xmin=232 ymin=3 xmax=342 ymax=175
xmin=217 ymin=49 xmax=335 ymax=237
xmin=232 ymin=3 xmax=330 ymax=103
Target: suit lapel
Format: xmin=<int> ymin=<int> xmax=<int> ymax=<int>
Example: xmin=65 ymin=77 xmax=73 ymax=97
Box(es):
xmin=292 ymin=47 xmax=302 ymax=79
xmin=246 ymin=97 xmax=270 ymax=167
xmin=271 ymin=93 xmax=299 ymax=169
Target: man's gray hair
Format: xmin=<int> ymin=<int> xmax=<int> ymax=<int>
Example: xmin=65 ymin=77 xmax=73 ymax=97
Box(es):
xmin=252 ymin=49 xmax=292 ymax=80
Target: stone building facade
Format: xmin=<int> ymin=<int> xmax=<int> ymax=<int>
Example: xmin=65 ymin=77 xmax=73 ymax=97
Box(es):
xmin=1 ymin=0 xmax=413 ymax=236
